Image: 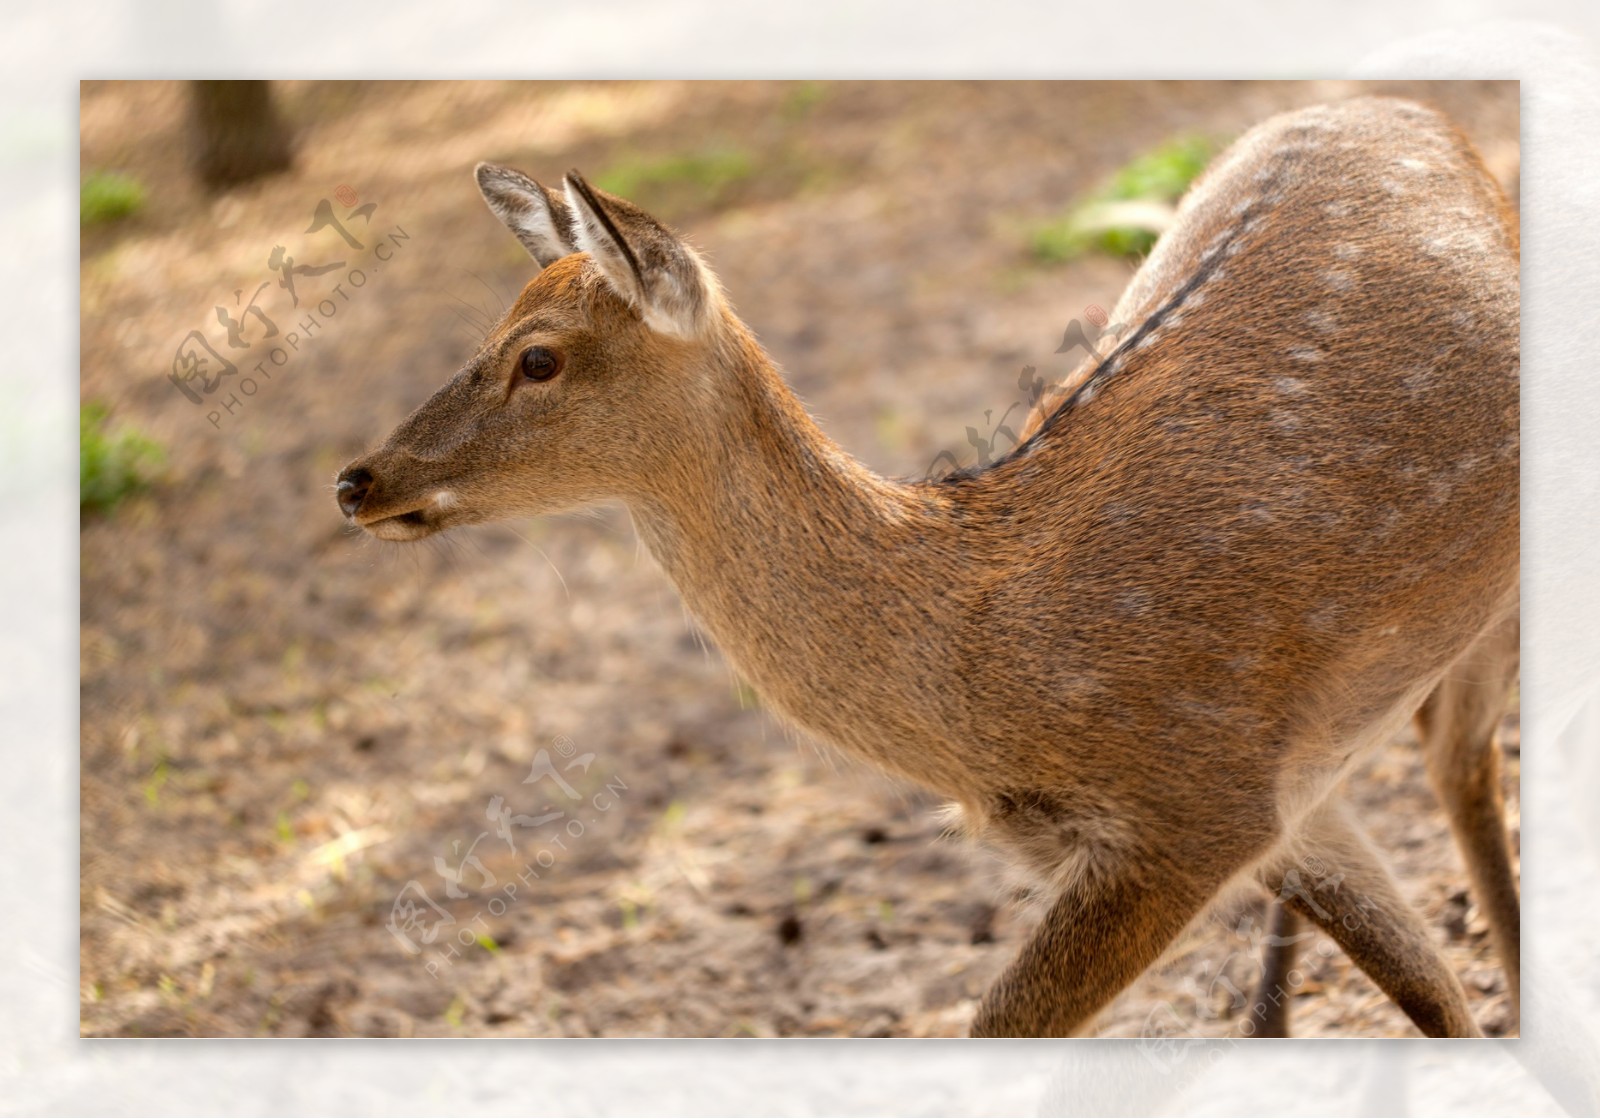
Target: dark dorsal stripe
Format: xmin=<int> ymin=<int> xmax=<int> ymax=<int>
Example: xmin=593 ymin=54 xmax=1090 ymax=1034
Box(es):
xmin=939 ymin=156 xmax=1293 ymax=484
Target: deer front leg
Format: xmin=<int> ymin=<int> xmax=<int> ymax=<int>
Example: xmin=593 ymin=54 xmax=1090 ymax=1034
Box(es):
xmin=971 ymin=850 xmax=1240 ymax=1037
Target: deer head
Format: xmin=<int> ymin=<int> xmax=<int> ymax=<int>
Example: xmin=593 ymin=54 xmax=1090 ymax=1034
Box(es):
xmin=336 ymin=165 xmax=728 ymax=540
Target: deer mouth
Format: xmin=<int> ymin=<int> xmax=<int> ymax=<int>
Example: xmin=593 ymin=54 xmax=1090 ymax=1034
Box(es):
xmin=351 ymin=486 xmax=467 ymax=542
xmin=359 ymin=507 xmax=440 ymax=542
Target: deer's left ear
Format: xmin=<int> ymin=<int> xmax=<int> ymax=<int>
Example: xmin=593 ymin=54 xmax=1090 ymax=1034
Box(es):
xmin=563 ymin=170 xmax=719 ymax=339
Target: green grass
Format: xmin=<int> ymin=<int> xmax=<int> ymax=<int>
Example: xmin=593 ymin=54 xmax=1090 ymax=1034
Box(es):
xmin=782 ymin=81 xmax=830 ymax=120
xmin=1101 ymin=134 xmax=1217 ymax=202
xmin=1028 ymin=134 xmax=1219 ymax=264
xmin=80 ymin=171 xmax=146 ymax=226
xmin=142 ymin=758 xmax=170 ymax=806
xmin=594 ymin=147 xmax=754 ymax=212
xmin=80 ymin=401 xmax=163 ymax=514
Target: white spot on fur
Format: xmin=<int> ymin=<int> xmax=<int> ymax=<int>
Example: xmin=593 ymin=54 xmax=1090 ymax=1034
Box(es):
xmin=1332 ymin=243 xmax=1360 ymax=261
xmin=1289 ymin=345 xmax=1325 ymax=363
xmin=1305 ymin=604 xmax=1343 ymax=630
xmin=1115 ymin=590 xmax=1151 ymax=617
xmin=1424 ymin=229 xmax=1492 ymax=259
xmin=432 ymin=490 xmax=458 ymax=509
xmin=1402 ymin=367 xmax=1433 ymax=395
xmin=1277 ymin=377 xmax=1309 ymax=395
xmin=1303 ymin=309 xmax=1338 ymax=336
xmin=1323 ymin=269 xmax=1354 ymax=292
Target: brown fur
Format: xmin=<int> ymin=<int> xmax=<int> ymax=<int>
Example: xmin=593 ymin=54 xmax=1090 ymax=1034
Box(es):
xmin=338 ymin=97 xmax=1519 ymax=1037
xmin=1253 ymin=611 xmax=1520 ymax=1037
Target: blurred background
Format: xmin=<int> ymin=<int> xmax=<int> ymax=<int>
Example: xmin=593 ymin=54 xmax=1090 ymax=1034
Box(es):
xmin=80 ymin=79 xmax=1518 ymax=1038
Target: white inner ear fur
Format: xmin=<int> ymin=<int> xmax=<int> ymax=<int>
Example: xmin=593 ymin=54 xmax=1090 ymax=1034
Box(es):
xmin=562 ymin=184 xmax=646 ymax=306
xmin=476 ymin=164 xmax=574 ymax=267
xmin=509 ymin=202 xmax=569 ymax=262
xmin=562 ymin=179 xmax=717 ymax=341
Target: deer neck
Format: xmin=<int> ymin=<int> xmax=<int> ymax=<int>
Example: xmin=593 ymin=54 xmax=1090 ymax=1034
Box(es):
xmin=625 ymin=328 xmax=974 ymax=789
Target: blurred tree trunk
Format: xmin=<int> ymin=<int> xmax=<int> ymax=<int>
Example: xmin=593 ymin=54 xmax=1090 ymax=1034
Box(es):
xmin=187 ymin=80 xmax=293 ymax=190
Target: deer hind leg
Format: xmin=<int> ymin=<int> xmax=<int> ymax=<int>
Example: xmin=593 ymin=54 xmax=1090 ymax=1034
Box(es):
xmin=1245 ymin=900 xmax=1303 ymax=1036
xmin=1258 ymin=801 xmax=1481 ymax=1037
xmin=1249 ymin=614 xmax=1520 ymax=1040
xmin=1415 ymin=612 xmax=1521 ymax=1020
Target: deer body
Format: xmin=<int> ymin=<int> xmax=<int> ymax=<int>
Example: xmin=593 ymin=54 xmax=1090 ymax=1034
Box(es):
xmin=339 ymin=96 xmax=1519 ymax=1037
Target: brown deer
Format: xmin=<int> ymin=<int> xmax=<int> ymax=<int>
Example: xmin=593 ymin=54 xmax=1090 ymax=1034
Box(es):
xmin=336 ymin=96 xmax=1519 ymax=1037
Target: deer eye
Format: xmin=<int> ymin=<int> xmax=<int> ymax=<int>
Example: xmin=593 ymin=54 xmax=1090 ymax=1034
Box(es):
xmin=519 ymin=346 xmax=562 ymax=382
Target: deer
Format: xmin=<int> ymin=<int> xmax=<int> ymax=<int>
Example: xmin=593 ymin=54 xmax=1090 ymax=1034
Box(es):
xmin=336 ymin=95 xmax=1519 ymax=1037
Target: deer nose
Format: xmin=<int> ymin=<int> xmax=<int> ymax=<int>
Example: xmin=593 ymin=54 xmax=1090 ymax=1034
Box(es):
xmin=336 ymin=466 xmax=373 ymax=518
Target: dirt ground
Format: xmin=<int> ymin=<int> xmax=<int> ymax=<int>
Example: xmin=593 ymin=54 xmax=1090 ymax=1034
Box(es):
xmin=79 ymin=79 xmax=1520 ymax=1038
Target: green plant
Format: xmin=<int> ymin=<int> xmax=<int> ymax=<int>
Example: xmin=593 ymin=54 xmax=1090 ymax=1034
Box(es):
xmin=80 ymin=402 xmax=163 ymax=514
xmin=80 ymin=171 xmax=145 ymax=226
xmin=594 ymin=147 xmax=754 ymax=211
xmin=1101 ymin=134 xmax=1216 ymax=202
xmin=1029 ymin=134 xmax=1219 ymax=263
xmin=142 ymin=757 xmax=170 ymax=806
xmin=782 ymin=81 xmax=830 ymax=120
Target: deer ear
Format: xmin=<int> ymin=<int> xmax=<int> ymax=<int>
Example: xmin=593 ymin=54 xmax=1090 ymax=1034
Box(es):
xmin=475 ymin=163 xmax=576 ymax=268
xmin=562 ymin=170 xmax=717 ymax=339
